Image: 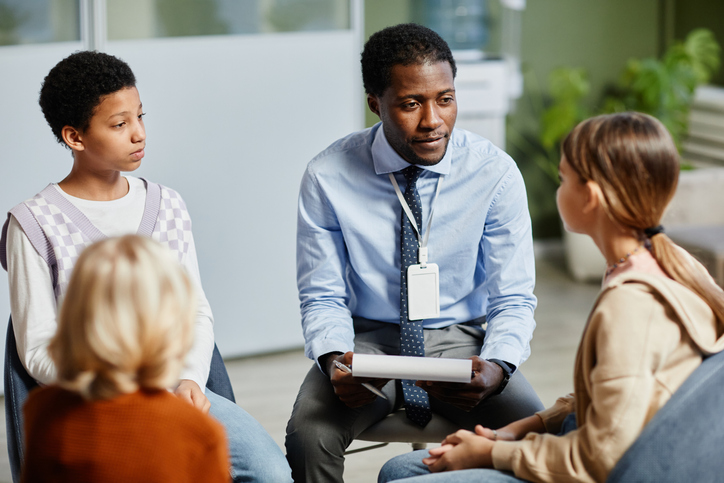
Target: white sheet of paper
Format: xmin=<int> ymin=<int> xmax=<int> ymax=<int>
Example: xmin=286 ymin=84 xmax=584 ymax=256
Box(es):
xmin=352 ymin=354 xmax=472 ymax=383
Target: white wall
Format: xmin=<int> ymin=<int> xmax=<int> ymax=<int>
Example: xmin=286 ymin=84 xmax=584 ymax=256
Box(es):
xmin=0 ymin=42 xmax=85 ymax=374
xmin=0 ymin=28 xmax=364 ymax=391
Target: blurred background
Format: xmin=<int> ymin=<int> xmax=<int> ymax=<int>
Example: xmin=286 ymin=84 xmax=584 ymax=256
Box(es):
xmin=1 ymin=0 xmax=723 ymax=377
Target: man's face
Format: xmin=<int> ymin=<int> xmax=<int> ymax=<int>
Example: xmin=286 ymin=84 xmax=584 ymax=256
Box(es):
xmin=368 ymin=61 xmax=457 ymax=166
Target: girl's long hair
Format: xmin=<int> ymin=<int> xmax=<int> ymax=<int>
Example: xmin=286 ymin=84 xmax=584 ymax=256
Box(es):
xmin=562 ymin=112 xmax=724 ymax=323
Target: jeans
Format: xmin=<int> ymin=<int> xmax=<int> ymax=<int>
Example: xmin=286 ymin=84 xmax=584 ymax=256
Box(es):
xmin=378 ymin=450 xmax=528 ymax=483
xmin=379 ymin=411 xmax=581 ymax=482
xmin=207 ymin=389 xmax=292 ymax=483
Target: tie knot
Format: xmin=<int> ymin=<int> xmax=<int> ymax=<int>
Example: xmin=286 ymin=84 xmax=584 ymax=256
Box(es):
xmin=403 ymin=165 xmax=422 ymax=184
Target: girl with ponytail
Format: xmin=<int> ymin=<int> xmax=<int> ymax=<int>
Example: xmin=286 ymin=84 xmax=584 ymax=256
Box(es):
xmin=379 ymin=112 xmax=724 ymax=483
xmin=561 ymin=112 xmax=724 ymax=318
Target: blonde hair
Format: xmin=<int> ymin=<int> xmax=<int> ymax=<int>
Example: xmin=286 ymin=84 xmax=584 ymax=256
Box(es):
xmin=49 ymin=235 xmax=197 ymax=400
xmin=562 ymin=112 xmax=724 ymax=322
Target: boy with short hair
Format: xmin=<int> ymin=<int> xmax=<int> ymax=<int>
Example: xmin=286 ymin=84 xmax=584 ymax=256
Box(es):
xmin=0 ymin=50 xmax=291 ymax=483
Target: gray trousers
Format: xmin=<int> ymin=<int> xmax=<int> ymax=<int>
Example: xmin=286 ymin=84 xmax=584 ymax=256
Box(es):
xmin=285 ymin=318 xmax=544 ymax=483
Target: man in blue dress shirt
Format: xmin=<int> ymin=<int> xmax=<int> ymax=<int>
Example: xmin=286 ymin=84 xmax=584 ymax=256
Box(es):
xmin=285 ymin=23 xmax=544 ymax=483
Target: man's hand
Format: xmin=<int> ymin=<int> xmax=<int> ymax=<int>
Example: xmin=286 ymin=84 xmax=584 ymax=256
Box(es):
xmin=175 ymin=379 xmax=211 ymax=414
xmin=416 ymin=356 xmax=504 ymax=411
xmin=323 ymin=351 xmax=389 ymax=408
xmin=422 ymin=429 xmax=495 ymax=472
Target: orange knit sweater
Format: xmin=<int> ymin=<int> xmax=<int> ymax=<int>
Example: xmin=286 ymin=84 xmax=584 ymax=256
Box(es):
xmin=22 ymin=387 xmax=230 ymax=483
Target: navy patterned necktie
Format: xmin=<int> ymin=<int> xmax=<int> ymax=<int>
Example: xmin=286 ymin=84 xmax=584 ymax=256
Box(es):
xmin=399 ymin=165 xmax=432 ymax=427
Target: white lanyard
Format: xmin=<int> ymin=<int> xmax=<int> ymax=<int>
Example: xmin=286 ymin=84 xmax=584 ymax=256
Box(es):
xmin=388 ymin=172 xmax=444 ymax=266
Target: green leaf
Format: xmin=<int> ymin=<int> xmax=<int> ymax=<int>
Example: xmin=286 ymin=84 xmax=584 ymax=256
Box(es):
xmin=541 ymin=103 xmax=579 ymax=149
xmin=683 ymin=28 xmax=721 ymax=83
xmin=532 ymin=152 xmax=561 ymax=185
xmin=548 ymin=67 xmax=590 ymax=102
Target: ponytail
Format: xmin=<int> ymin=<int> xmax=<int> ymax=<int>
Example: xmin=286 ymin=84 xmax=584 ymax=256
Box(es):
xmin=648 ymin=232 xmax=724 ymax=327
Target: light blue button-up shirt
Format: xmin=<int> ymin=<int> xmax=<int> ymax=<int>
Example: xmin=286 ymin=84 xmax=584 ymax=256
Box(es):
xmin=297 ymin=123 xmax=537 ymax=368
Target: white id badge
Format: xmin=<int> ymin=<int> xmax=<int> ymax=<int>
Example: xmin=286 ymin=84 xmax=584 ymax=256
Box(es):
xmin=407 ymin=263 xmax=440 ymax=320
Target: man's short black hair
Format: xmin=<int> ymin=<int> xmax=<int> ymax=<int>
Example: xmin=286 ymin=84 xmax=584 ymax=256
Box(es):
xmin=39 ymin=51 xmax=136 ymax=146
xmin=361 ymin=23 xmax=456 ymax=97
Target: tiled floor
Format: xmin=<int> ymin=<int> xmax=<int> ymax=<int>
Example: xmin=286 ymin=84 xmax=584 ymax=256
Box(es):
xmin=0 ymin=241 xmax=601 ymax=483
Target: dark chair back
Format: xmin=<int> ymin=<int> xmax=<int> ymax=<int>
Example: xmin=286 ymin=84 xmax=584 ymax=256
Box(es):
xmin=4 ymin=315 xmax=236 ymax=483
xmin=4 ymin=319 xmax=37 ymax=483
xmin=607 ymin=349 xmax=724 ymax=482
xmin=207 ymin=342 xmax=236 ymax=403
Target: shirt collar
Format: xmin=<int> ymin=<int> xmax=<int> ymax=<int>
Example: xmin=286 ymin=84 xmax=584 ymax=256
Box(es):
xmin=372 ymin=123 xmax=452 ymax=176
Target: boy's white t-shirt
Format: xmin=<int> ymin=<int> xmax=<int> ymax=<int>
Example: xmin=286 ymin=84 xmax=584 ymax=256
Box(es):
xmin=5 ymin=176 xmax=215 ymax=390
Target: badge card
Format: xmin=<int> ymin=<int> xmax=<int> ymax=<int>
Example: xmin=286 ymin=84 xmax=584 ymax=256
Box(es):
xmin=407 ymin=263 xmax=440 ymax=320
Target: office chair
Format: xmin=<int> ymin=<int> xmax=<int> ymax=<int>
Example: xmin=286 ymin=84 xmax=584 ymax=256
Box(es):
xmin=347 ymin=410 xmax=459 ymax=454
xmin=607 ymin=348 xmax=724 ymax=482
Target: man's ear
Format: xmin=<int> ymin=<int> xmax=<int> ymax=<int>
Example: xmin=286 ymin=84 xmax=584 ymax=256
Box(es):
xmin=582 ymin=180 xmax=602 ymax=214
xmin=61 ymin=125 xmax=84 ymax=152
xmin=367 ymin=94 xmax=381 ymax=117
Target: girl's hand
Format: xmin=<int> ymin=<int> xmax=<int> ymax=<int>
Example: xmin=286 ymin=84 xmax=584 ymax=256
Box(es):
xmin=421 ymin=443 xmax=454 ymax=467
xmin=422 ymin=429 xmax=495 ymax=472
xmin=475 ymin=424 xmax=516 ymax=441
xmin=476 ymin=413 xmax=547 ymax=442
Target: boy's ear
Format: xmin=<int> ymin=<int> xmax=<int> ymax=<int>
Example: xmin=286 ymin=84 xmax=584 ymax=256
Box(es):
xmin=367 ymin=94 xmax=381 ymax=117
xmin=582 ymin=180 xmax=602 ymax=214
xmin=61 ymin=125 xmax=84 ymax=152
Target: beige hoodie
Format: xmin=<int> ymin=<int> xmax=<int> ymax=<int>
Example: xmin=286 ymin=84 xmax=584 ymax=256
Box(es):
xmin=492 ymin=272 xmax=724 ymax=483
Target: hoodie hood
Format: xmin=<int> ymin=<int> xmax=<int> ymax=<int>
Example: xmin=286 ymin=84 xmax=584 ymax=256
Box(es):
xmin=605 ymin=271 xmax=724 ymax=356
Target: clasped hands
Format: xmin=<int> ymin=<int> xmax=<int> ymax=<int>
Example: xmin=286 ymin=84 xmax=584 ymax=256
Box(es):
xmin=423 ymin=412 xmax=546 ymax=473
xmin=422 ymin=424 xmax=505 ymax=472
xmin=324 ymin=352 xmax=504 ymax=410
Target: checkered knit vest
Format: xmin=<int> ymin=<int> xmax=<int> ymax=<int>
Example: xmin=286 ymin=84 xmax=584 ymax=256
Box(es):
xmin=0 ymin=179 xmax=192 ymax=300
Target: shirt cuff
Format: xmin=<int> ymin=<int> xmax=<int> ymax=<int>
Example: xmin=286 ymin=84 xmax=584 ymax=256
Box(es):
xmin=179 ymin=370 xmax=206 ymax=394
xmin=487 ymin=358 xmax=516 ymax=374
xmin=310 ymin=339 xmax=353 ymax=372
xmin=491 ymin=440 xmax=519 ymax=471
xmin=536 ymin=394 xmax=575 ymax=433
xmin=480 ymin=342 xmax=526 ymax=370
xmin=317 ymin=351 xmax=343 ymax=375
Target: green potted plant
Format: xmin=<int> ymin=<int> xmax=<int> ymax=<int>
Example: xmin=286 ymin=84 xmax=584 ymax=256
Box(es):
xmin=516 ymin=29 xmax=720 ymax=281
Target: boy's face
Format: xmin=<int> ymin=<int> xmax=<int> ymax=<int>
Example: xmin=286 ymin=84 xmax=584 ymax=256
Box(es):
xmin=71 ymin=86 xmax=145 ymax=172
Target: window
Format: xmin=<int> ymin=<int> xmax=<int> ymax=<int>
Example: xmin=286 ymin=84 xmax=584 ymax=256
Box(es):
xmin=0 ymin=0 xmax=80 ymax=46
xmin=411 ymin=0 xmax=491 ymax=52
xmin=106 ymin=0 xmax=351 ymax=41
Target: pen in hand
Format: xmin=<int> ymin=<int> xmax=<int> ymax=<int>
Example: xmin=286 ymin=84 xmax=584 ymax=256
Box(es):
xmin=334 ymin=360 xmax=388 ymax=400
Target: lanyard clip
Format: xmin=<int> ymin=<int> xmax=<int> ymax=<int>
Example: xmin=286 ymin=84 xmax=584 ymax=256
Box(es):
xmin=418 ymin=246 xmax=428 ymax=267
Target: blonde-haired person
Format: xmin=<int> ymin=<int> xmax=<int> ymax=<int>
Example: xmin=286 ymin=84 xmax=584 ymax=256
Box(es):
xmin=379 ymin=112 xmax=724 ymax=483
xmin=22 ymin=235 xmax=230 ymax=483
